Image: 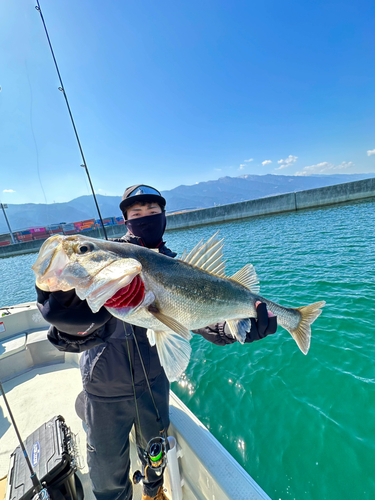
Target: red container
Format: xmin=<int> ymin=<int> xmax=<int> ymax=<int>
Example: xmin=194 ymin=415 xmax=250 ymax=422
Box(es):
xmin=0 ymin=241 xmax=11 ymax=246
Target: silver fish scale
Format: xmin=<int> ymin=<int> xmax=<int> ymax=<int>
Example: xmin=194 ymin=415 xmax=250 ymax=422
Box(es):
xmin=129 ymin=257 xmax=257 ymax=331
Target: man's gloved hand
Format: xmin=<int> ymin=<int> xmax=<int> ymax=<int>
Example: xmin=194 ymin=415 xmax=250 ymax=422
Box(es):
xmin=249 ymin=301 xmax=277 ymax=341
xmin=224 ymin=301 xmax=277 ymax=343
xmin=36 ymin=286 xmax=112 ymax=337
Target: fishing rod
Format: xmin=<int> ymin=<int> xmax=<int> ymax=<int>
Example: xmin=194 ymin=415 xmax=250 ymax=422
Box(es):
xmin=0 ymin=381 xmax=50 ymax=500
xmin=34 ymin=0 xmax=108 ymax=240
xmin=33 ymin=4 xmax=173 ymax=490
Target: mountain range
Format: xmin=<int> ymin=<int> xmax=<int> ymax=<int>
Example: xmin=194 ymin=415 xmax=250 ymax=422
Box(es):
xmin=1 ymin=173 xmax=373 ymax=233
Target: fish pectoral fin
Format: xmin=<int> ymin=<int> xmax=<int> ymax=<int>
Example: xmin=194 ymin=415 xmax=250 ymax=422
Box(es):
xmin=230 ymin=264 xmax=260 ymax=294
xmin=148 ymin=306 xmax=192 ymax=340
xmin=154 ymin=330 xmax=192 ymax=382
xmin=147 ymin=329 xmax=156 ymax=346
xmin=225 ymin=318 xmax=252 ymax=344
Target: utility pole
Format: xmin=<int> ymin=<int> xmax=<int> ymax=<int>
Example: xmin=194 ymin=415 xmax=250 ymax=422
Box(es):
xmin=0 ymin=203 xmax=16 ymax=244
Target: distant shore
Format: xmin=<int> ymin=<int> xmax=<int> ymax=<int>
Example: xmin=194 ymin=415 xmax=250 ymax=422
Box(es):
xmin=1 ymin=176 xmax=374 ymax=259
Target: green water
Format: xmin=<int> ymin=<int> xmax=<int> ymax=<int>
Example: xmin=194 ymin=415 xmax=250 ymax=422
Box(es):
xmin=1 ymin=199 xmax=374 ymax=500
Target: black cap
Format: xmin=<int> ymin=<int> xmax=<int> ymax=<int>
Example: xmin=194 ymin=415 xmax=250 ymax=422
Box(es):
xmin=119 ymin=184 xmax=166 ymax=216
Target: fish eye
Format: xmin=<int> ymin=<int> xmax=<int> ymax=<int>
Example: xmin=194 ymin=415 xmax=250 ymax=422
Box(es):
xmin=77 ymin=243 xmax=94 ymax=255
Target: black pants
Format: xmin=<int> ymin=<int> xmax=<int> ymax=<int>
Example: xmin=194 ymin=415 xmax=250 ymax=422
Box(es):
xmin=84 ymin=373 xmax=170 ymax=500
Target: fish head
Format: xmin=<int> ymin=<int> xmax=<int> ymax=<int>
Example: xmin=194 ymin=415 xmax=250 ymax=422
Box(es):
xmin=32 ymin=234 xmax=143 ymax=313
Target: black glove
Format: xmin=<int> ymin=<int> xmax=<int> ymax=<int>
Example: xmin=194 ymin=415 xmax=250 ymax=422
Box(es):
xmin=249 ymin=302 xmax=277 ymax=341
xmin=224 ymin=302 xmax=277 ymax=343
xmin=36 ymin=286 xmax=112 ymax=337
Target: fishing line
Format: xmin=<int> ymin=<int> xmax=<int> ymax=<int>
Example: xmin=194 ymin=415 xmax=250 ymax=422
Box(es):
xmin=105 ymin=322 xmax=160 ymax=450
xmin=125 ymin=333 xmax=146 ymax=450
xmin=124 ymin=328 xmax=169 ymax=488
xmin=131 ymin=330 xmax=161 ymax=422
xmin=119 ymin=320 xmax=161 ymax=422
xmin=25 ymin=60 xmax=49 ymax=208
xmin=34 ymin=0 xmax=108 ymax=240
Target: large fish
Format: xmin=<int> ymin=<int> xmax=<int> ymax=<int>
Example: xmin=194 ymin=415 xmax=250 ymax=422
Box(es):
xmin=32 ymin=233 xmax=325 ymax=381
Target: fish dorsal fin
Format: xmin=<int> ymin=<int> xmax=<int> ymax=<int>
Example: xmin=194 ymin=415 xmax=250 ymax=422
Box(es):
xmin=179 ymin=232 xmax=226 ymax=277
xmin=230 ymin=264 xmax=260 ymax=293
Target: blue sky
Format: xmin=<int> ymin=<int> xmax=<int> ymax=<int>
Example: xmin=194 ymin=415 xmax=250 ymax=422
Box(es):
xmin=1 ymin=0 xmax=374 ymax=204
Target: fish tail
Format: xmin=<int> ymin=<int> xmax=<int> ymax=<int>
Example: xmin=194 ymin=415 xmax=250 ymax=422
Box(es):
xmin=289 ymin=301 xmax=326 ymax=355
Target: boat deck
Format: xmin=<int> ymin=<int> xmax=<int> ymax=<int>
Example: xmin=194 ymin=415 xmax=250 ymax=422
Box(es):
xmin=0 ymin=361 xmax=100 ymax=500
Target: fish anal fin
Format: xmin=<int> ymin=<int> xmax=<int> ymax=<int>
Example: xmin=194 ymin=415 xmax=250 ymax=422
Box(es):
xmin=230 ymin=264 xmax=260 ymax=293
xmin=148 ymin=305 xmax=192 ymax=340
xmin=226 ymin=318 xmax=251 ymax=344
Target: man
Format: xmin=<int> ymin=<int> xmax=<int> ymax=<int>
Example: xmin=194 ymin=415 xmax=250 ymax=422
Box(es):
xmin=36 ymin=184 xmax=277 ymax=500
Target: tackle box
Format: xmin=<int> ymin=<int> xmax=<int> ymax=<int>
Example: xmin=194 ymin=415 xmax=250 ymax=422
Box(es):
xmin=6 ymin=416 xmax=83 ymax=500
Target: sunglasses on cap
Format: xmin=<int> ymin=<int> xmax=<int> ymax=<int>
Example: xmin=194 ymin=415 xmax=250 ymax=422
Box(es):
xmin=128 ymin=186 xmax=162 ymax=197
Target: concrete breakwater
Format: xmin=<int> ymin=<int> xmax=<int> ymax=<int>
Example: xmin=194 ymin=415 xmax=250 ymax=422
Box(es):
xmin=1 ymin=176 xmax=374 ymax=258
xmin=166 ymin=176 xmax=375 ymax=230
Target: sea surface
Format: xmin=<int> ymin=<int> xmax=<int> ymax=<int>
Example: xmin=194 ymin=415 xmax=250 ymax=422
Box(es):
xmin=1 ymin=199 xmax=374 ymax=500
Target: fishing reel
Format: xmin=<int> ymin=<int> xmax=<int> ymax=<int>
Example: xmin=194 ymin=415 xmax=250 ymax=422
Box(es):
xmin=32 ymin=487 xmax=51 ymax=500
xmin=132 ymin=437 xmax=168 ymax=485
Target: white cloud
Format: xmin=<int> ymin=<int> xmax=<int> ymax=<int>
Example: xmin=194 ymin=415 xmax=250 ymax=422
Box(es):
xmin=295 ymin=161 xmax=354 ymax=176
xmin=3 ymin=189 xmax=15 ymax=193
xmin=367 ymin=149 xmax=375 ymax=156
xmin=244 ymin=159 xmax=254 ymax=162
xmin=214 ymin=168 xmax=222 ymax=171
xmin=262 ymin=160 xmax=272 ymax=166
xmin=239 ymin=164 xmax=245 ymax=170
xmin=277 ymin=155 xmax=298 ymax=166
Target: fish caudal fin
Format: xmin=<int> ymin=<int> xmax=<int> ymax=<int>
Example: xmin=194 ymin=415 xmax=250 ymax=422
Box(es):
xmin=290 ymin=301 xmax=326 ymax=354
xmin=153 ymin=330 xmax=192 ymax=382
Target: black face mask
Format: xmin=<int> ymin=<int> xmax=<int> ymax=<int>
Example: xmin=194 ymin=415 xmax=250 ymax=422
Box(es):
xmin=125 ymin=212 xmax=166 ymax=248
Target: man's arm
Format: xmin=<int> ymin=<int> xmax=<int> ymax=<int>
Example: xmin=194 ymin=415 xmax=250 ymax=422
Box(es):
xmin=36 ymin=286 xmax=115 ymax=353
xmin=193 ymin=302 xmax=277 ymax=346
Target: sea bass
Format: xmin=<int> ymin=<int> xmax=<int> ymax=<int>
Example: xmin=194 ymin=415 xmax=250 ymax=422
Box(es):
xmin=32 ymin=233 xmax=325 ymax=381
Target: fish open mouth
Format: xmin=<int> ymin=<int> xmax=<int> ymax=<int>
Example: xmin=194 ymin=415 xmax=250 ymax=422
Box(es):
xmin=104 ymin=275 xmax=145 ymax=309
